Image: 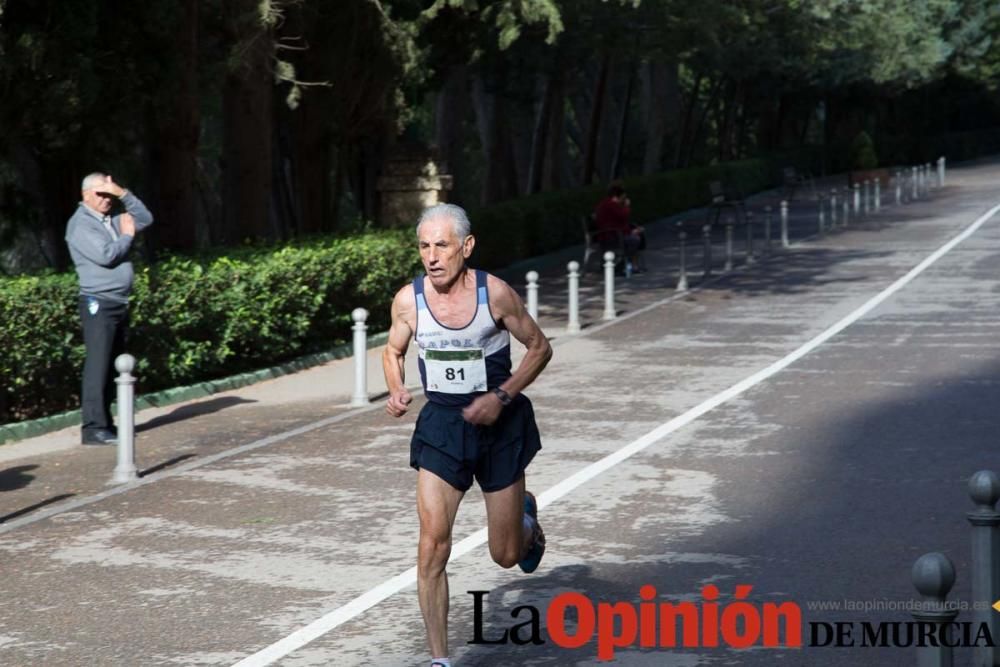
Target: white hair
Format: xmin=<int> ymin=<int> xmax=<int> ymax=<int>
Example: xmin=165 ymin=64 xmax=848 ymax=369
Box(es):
xmin=417 ymin=204 xmax=471 ymax=239
xmin=81 ymin=172 xmax=107 ymax=191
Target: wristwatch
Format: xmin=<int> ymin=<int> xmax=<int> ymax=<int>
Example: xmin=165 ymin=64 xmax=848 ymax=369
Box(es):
xmin=491 ymin=387 xmax=512 ymax=406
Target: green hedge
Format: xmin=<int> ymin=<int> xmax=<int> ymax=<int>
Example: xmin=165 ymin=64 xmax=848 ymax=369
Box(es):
xmin=0 ymin=231 xmax=422 ymax=423
xmin=469 ymin=158 xmax=778 ymax=269
xmin=1 ymin=156 xmax=783 ymax=426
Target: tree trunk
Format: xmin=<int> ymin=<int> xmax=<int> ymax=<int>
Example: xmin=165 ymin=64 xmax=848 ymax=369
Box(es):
xmin=152 ymin=0 xmax=200 ymax=251
xmin=581 ymin=53 xmax=611 ymax=185
xmin=222 ymin=0 xmax=274 ymax=242
xmin=685 ymin=76 xmax=724 ymax=168
xmin=471 ymin=76 xmax=518 ymax=204
xmin=282 ymin=1 xmax=333 ymax=235
xmin=527 ymin=73 xmax=555 ymax=194
xmin=435 ymin=65 xmax=469 ymax=204
xmin=674 ymin=70 xmax=703 ymax=168
xmin=640 ymin=60 xmax=678 ymax=175
xmin=609 ymin=62 xmax=635 ymax=179
xmin=542 ymin=72 xmax=566 ymax=191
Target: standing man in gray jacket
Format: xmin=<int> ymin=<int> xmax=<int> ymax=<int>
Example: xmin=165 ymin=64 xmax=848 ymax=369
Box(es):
xmin=65 ymin=173 xmax=153 ymax=445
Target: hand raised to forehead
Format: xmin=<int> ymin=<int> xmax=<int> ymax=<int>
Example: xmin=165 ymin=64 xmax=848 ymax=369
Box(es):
xmin=98 ymin=175 xmax=126 ymax=198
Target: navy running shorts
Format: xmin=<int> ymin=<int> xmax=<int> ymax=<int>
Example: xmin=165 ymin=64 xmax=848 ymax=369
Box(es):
xmin=409 ymin=394 xmax=542 ymax=493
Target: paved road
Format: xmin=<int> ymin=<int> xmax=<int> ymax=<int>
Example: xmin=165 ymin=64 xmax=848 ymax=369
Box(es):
xmin=1 ymin=160 xmax=998 ymax=666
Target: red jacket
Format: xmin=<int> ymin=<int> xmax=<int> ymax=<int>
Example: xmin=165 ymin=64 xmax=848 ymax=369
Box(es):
xmin=594 ymin=196 xmax=631 ymax=242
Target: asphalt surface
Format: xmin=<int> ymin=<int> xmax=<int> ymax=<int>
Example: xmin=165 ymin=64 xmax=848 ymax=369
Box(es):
xmin=1 ymin=161 xmax=999 ymax=666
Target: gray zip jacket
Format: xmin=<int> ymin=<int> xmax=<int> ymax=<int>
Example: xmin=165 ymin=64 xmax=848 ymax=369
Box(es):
xmin=65 ymin=192 xmax=154 ymax=303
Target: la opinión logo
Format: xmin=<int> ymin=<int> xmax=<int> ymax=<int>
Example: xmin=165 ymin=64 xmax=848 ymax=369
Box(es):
xmin=468 ymin=584 xmax=802 ymax=660
xmin=468 ymin=585 xmax=996 ymax=661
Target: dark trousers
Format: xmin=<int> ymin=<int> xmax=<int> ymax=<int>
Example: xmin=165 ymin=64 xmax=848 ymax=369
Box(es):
xmin=79 ymin=296 xmax=128 ymax=434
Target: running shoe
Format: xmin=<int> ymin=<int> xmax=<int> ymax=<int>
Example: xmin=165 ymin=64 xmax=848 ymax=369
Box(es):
xmin=518 ymin=491 xmax=546 ymax=573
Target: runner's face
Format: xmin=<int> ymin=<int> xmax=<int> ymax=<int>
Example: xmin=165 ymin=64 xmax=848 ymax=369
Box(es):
xmin=418 ymin=217 xmax=473 ymax=287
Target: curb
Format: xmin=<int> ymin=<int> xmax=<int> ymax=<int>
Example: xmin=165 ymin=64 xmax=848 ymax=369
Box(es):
xmin=0 ymin=331 xmax=390 ymax=446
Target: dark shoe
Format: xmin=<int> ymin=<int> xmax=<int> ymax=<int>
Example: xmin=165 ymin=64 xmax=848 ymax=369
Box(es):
xmin=82 ymin=429 xmax=118 ymax=446
xmin=518 ymin=491 xmax=546 ymax=574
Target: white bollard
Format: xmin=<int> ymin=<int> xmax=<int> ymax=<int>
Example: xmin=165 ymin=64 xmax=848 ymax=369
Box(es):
xmin=567 ymin=261 xmax=581 ymax=334
xmin=351 ymin=308 xmax=369 ymax=406
xmin=677 ymin=227 xmax=689 ymax=291
xmin=853 ymin=184 xmax=860 ymax=215
xmin=525 ymin=270 xmax=539 ymax=321
xmin=912 ymin=166 xmax=918 ymax=200
xmin=863 ymin=180 xmax=871 ymax=215
xmin=109 ymin=354 xmax=138 ymax=485
xmin=875 ymin=178 xmax=881 ymax=212
xmin=724 ymin=222 xmax=734 ymax=271
xmin=842 ymin=193 xmax=850 ymax=227
xmin=780 ymin=200 xmax=789 ymax=248
xmin=830 ymin=190 xmax=838 ymax=227
xmin=895 ymin=172 xmax=902 ymax=206
xmin=764 ymin=206 xmax=773 ymax=252
xmin=602 ymin=251 xmax=616 ymax=320
xmin=702 ymin=224 xmax=713 ymax=276
xmin=938 ymin=156 xmax=946 ymax=187
xmin=818 ymin=198 xmax=825 ymax=234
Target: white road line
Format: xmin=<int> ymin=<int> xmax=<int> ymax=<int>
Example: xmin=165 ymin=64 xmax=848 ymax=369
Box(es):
xmin=232 ymin=207 xmax=1000 ymax=666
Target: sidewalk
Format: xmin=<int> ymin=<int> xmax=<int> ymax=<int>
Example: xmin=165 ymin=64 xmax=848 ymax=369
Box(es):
xmin=1 ymin=158 xmax=996 ymax=665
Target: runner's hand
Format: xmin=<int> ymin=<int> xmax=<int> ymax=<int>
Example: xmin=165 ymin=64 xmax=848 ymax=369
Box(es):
xmin=386 ymin=388 xmax=412 ymax=417
xmin=462 ymin=393 xmax=502 ymax=426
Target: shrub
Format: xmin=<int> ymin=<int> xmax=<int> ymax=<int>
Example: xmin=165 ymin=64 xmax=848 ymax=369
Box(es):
xmin=468 ymin=157 xmax=779 ymax=269
xmin=1 ymin=230 xmax=422 ymax=423
xmin=1 ymin=156 xmax=784 ymax=424
xmin=850 ymin=132 xmax=879 ymax=170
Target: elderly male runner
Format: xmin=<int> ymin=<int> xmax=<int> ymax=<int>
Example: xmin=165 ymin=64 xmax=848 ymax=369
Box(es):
xmin=383 ymin=203 xmax=552 ymax=667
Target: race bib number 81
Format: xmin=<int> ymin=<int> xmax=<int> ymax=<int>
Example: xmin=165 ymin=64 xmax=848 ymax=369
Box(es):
xmin=425 ymin=348 xmax=487 ymax=394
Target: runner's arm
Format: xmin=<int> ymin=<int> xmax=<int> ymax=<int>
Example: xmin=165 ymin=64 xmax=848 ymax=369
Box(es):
xmin=382 ymin=286 xmax=415 ymax=417
xmin=492 ymin=278 xmax=552 ymax=399
xmin=462 ymin=277 xmax=551 ymax=425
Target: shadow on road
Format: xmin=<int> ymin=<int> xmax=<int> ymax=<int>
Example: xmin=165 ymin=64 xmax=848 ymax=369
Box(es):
xmin=0 ymin=464 xmax=39 ymax=492
xmin=137 ymin=396 xmax=256 ymax=433
xmin=0 ymin=493 xmax=75 ymax=523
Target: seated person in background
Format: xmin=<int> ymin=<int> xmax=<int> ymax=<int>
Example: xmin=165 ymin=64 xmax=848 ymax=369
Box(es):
xmin=594 ymin=181 xmax=645 ymax=273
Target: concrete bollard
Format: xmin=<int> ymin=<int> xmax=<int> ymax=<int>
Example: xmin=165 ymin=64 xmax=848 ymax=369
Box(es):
xmin=830 ymin=190 xmax=838 ymax=228
xmin=567 ymin=261 xmax=581 ymax=334
xmin=745 ymin=212 xmax=755 ymax=264
xmin=912 ymin=166 xmax=919 ymax=200
xmin=724 ymin=221 xmax=734 ymax=272
xmin=109 ymin=354 xmax=138 ymax=485
xmin=875 ymin=178 xmax=881 ymax=212
xmin=912 ymin=552 xmax=960 ymax=667
xmin=863 ymin=180 xmax=871 ymax=215
xmin=764 ymin=206 xmax=773 ymax=253
xmin=853 ymin=184 xmax=861 ymax=215
xmin=676 ymin=226 xmax=689 ymax=292
xmin=818 ymin=197 xmax=826 ymax=234
xmin=967 ymin=470 xmax=1000 ymax=667
xmin=602 ymin=251 xmax=616 ymax=320
xmin=702 ymin=224 xmax=713 ymax=276
xmin=351 ymin=308 xmax=370 ymax=406
xmin=780 ymin=200 xmax=789 ymax=248
xmin=525 ymin=271 xmax=539 ymax=321
xmin=896 ymin=172 xmax=903 ymax=206
xmin=938 ymin=156 xmax=946 ymax=187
